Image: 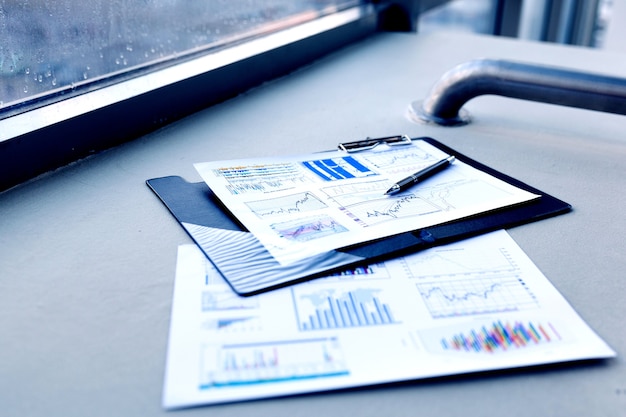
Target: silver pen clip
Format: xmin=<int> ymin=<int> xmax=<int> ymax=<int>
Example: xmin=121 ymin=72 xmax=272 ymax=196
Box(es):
xmin=338 ymin=134 xmax=412 ymax=153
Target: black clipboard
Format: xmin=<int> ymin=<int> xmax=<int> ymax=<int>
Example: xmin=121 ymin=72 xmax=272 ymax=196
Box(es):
xmin=147 ymin=137 xmax=571 ymax=295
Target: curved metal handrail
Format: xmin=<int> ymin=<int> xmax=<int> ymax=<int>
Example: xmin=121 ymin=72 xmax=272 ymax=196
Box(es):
xmin=408 ymin=58 xmax=626 ymax=126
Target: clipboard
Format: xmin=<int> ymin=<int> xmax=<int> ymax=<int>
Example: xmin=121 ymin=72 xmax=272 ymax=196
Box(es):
xmin=147 ymin=137 xmax=571 ymax=295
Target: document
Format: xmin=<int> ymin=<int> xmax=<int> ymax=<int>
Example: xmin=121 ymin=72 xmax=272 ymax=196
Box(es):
xmin=162 ymin=230 xmax=615 ymax=409
xmin=194 ymin=141 xmax=539 ymax=265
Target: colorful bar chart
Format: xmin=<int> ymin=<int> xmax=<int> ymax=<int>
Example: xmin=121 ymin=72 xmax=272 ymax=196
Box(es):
xmin=200 ymin=338 xmax=349 ymax=388
xmin=294 ymin=287 xmax=398 ymax=331
xmin=440 ymin=320 xmax=561 ymax=353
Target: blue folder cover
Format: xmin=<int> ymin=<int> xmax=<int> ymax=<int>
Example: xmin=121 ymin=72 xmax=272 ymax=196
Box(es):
xmin=147 ymin=137 xmax=571 ymax=295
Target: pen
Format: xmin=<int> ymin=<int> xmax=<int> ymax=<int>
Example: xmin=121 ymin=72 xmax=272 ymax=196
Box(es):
xmin=384 ymin=156 xmax=455 ymax=195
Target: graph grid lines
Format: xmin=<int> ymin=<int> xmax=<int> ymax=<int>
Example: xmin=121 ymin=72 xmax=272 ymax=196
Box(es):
xmin=416 ymin=274 xmax=538 ymax=318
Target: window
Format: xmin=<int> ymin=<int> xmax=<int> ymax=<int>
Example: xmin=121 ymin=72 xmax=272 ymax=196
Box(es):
xmin=418 ymin=0 xmax=498 ymax=35
xmin=0 ymin=0 xmax=361 ymax=117
xmin=418 ymin=0 xmax=612 ymax=47
xmin=3 ymin=0 xmax=419 ymax=191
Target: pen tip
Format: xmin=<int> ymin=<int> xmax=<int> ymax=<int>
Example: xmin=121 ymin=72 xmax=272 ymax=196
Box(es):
xmin=385 ymin=185 xmax=400 ymax=195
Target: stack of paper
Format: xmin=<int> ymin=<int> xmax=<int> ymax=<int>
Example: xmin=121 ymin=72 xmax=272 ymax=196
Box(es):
xmin=150 ymin=138 xmax=614 ymax=409
xmin=162 ymin=231 xmax=614 ymax=409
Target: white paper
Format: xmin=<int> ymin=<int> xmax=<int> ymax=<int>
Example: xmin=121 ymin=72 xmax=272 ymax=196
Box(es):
xmin=194 ymin=141 xmax=539 ymax=265
xmin=162 ymin=231 xmax=615 ymax=409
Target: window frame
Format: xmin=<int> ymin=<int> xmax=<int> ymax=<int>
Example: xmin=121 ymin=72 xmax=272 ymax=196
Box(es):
xmin=0 ymin=1 xmax=437 ymax=192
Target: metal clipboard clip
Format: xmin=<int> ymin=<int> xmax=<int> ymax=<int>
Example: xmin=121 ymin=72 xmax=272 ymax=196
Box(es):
xmin=338 ymin=134 xmax=412 ymax=152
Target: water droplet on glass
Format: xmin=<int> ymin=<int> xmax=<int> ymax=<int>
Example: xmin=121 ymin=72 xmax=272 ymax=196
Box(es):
xmin=25 ymin=67 xmax=30 ymax=75
xmin=83 ymin=72 xmax=88 ymax=80
xmin=52 ymin=78 xmax=57 ymax=86
xmin=23 ymin=86 xmax=28 ymax=93
xmin=38 ymin=74 xmax=43 ymax=82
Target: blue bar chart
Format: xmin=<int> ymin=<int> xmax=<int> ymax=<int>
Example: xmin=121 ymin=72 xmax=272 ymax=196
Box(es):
xmin=319 ymin=262 xmax=390 ymax=283
xmin=302 ymin=156 xmax=376 ymax=181
xmin=293 ymin=287 xmax=398 ymax=331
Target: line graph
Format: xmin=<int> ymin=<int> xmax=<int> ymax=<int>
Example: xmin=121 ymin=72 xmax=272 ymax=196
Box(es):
xmin=402 ymin=246 xmax=518 ymax=279
xmin=404 ymin=244 xmax=539 ymax=318
xmin=272 ymin=215 xmax=348 ymax=242
xmin=343 ymin=194 xmax=441 ymax=226
xmin=416 ymin=275 xmax=538 ymax=318
xmin=410 ymin=178 xmax=514 ymax=210
xmin=322 ymin=180 xmax=389 ymax=197
xmin=360 ymin=148 xmax=433 ymax=170
xmin=246 ymin=192 xmax=327 ymax=218
xmin=337 ymin=177 xmax=518 ymax=228
xmin=321 ymin=179 xmax=390 ymax=207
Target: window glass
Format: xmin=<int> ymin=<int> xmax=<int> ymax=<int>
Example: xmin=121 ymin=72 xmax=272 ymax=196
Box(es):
xmin=418 ymin=0 xmax=497 ymax=35
xmin=0 ymin=0 xmax=360 ymax=113
xmin=418 ymin=0 xmax=613 ymax=48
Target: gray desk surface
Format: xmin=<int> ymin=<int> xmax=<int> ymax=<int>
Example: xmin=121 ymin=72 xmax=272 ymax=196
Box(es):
xmin=1 ymin=31 xmax=625 ymax=416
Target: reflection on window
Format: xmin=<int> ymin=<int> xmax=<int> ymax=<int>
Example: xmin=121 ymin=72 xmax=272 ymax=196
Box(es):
xmin=418 ymin=0 xmax=497 ymax=35
xmin=418 ymin=0 xmax=612 ymax=48
xmin=0 ymin=0 xmax=360 ymax=113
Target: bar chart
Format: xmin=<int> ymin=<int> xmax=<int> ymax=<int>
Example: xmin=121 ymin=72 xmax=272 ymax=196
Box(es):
xmin=318 ymin=262 xmax=390 ymax=283
xmin=204 ymin=316 xmax=263 ymax=334
xmin=439 ymin=320 xmax=562 ymax=353
xmin=200 ymin=337 xmax=349 ymax=388
xmin=293 ymin=287 xmax=398 ymax=331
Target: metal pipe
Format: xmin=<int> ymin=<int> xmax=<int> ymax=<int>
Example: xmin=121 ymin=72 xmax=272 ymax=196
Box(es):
xmin=408 ymin=58 xmax=626 ymax=126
